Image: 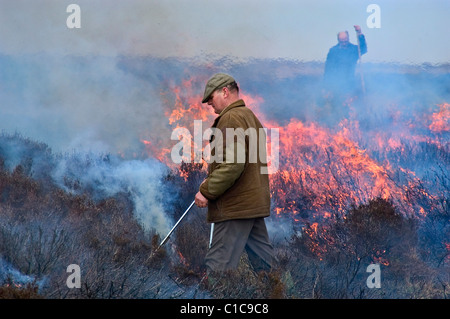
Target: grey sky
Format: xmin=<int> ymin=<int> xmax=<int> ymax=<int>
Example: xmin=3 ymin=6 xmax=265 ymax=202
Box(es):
xmin=0 ymin=0 xmax=448 ymax=64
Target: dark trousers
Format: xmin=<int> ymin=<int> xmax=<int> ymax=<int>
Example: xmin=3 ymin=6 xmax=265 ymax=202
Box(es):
xmin=205 ymin=218 xmax=275 ymax=272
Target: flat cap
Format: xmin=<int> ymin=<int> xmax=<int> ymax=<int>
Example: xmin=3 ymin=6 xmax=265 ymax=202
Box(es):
xmin=202 ymin=73 xmax=236 ymax=103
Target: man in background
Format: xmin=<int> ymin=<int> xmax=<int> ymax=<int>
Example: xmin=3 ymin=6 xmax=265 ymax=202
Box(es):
xmin=324 ymin=25 xmax=367 ymax=96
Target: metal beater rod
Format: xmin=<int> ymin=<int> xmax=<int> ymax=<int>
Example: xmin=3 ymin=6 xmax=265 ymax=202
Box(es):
xmin=157 ymin=200 xmax=195 ymax=250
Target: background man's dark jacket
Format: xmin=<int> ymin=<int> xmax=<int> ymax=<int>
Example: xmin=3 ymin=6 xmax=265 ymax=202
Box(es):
xmin=324 ymin=34 xmax=367 ymax=93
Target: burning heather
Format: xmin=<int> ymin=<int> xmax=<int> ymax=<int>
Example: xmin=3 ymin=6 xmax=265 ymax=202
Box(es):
xmin=0 ymin=56 xmax=449 ymax=298
xmin=139 ymin=66 xmax=448 ymax=225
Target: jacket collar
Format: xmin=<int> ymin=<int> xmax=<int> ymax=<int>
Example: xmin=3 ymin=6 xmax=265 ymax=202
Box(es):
xmin=212 ymin=99 xmax=245 ymax=128
xmin=219 ymin=99 xmax=246 ymax=116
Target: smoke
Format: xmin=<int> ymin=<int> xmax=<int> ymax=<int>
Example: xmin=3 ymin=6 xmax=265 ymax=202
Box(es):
xmin=51 ymin=153 xmax=172 ymax=235
xmin=0 ymin=257 xmax=46 ymax=289
xmin=0 ymin=54 xmax=171 ymax=156
xmin=0 ymin=133 xmax=173 ymax=236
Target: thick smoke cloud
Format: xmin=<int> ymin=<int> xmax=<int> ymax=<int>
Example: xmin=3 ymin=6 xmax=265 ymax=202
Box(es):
xmin=0 ymin=54 xmax=171 ymax=155
xmin=52 ymin=154 xmax=172 ymax=235
xmin=0 ymin=131 xmax=173 ymax=235
xmin=0 ymin=54 xmax=185 ymax=236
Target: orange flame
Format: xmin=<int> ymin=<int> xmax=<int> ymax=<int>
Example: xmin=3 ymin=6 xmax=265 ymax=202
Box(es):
xmin=429 ymin=103 xmax=450 ymax=133
xmin=141 ymin=75 xmax=443 ymax=225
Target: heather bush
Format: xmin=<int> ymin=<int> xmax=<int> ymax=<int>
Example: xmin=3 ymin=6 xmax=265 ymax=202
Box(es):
xmin=0 ymin=134 xmax=448 ymax=299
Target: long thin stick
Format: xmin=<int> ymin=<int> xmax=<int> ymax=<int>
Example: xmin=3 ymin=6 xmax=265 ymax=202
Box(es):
xmin=157 ymin=200 xmax=195 ymax=250
xmin=356 ymin=31 xmax=366 ymax=95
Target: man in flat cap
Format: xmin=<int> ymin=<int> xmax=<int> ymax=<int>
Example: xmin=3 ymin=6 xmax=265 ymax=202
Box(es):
xmin=195 ymin=73 xmax=275 ymax=275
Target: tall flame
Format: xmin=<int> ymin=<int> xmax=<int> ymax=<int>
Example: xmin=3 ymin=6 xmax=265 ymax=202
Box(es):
xmin=429 ymin=103 xmax=450 ymax=133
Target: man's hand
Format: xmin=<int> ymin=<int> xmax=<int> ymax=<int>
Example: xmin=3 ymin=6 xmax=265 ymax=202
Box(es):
xmin=354 ymin=25 xmax=362 ymax=35
xmin=195 ymin=191 xmax=208 ymax=208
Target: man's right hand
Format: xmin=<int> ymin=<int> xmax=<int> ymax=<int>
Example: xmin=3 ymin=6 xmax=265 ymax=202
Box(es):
xmin=195 ymin=191 xmax=208 ymax=208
